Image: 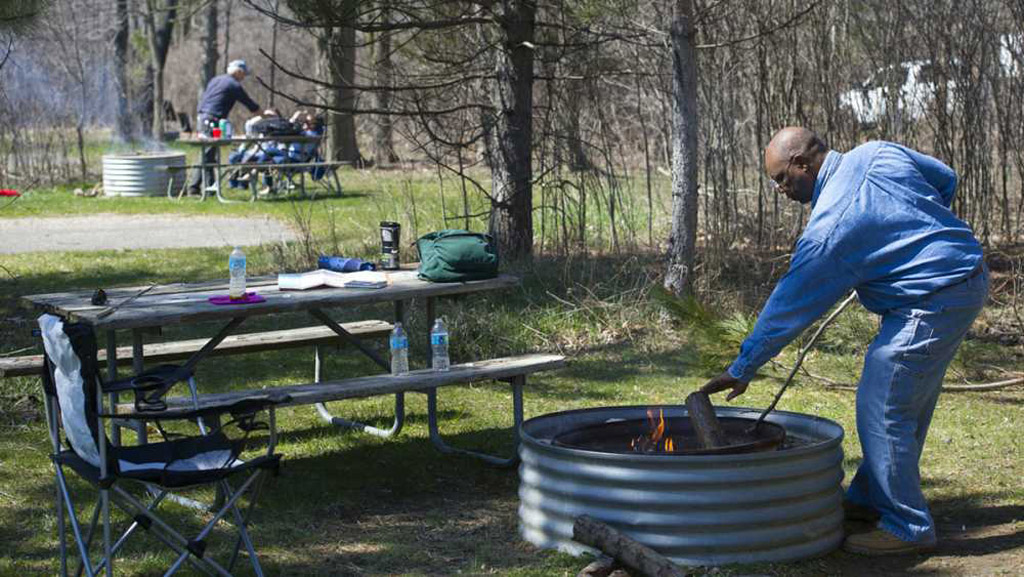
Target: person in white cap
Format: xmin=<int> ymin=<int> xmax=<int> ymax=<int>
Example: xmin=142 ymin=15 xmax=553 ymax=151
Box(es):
xmin=188 ymin=60 xmax=261 ymax=194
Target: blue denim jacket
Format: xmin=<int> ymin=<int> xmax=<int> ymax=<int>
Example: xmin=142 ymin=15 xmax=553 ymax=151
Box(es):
xmin=728 ymin=142 xmax=983 ymax=382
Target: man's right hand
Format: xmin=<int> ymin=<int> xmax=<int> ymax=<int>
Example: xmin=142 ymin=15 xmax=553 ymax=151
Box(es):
xmin=701 ymin=371 xmax=749 ymax=402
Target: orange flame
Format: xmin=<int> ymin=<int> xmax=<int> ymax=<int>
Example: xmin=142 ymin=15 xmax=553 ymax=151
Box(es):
xmin=632 ymin=408 xmax=675 ymax=453
xmin=649 ymin=409 xmax=666 ymax=443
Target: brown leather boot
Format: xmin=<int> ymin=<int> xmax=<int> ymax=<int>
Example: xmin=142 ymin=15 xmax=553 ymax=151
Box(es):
xmin=843 ymin=529 xmax=937 ymax=556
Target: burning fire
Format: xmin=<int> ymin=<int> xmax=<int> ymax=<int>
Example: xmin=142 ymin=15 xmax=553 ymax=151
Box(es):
xmin=631 ymin=408 xmax=675 ymax=453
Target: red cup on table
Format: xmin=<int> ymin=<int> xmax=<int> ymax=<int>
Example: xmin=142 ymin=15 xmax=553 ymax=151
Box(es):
xmin=211 ymin=127 xmax=222 ymax=138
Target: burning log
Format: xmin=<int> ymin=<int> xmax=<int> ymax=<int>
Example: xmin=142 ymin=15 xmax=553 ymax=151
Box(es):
xmin=631 ymin=408 xmax=676 ymax=453
xmin=573 ymin=515 xmax=688 ymax=577
xmin=685 ymin=391 xmax=727 ymax=449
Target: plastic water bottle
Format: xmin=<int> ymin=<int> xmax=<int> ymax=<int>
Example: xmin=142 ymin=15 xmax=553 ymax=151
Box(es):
xmin=431 ymin=318 xmax=450 ymax=371
xmin=228 ymin=247 xmax=246 ymax=300
xmin=390 ymin=322 xmax=409 ymax=375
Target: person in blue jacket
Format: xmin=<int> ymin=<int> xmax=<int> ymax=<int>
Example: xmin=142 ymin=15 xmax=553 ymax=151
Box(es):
xmin=701 ymin=127 xmax=987 ymax=555
xmin=187 ymin=60 xmax=261 ymax=195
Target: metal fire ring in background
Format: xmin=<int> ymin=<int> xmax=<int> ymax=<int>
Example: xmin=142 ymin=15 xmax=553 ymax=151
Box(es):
xmin=518 ymin=405 xmax=846 ymax=566
xmin=102 ymin=152 xmax=186 ymax=197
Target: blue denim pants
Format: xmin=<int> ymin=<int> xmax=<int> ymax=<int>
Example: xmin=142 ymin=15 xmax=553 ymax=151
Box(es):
xmin=846 ymin=266 xmax=988 ymax=543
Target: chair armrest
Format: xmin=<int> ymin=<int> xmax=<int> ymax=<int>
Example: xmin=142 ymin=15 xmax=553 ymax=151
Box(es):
xmin=104 ymin=364 xmax=194 ymax=413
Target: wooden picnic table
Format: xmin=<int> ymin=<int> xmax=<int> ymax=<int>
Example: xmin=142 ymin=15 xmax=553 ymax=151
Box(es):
xmin=178 ymin=135 xmax=340 ymax=203
xmin=23 ymin=270 xmax=521 ymax=446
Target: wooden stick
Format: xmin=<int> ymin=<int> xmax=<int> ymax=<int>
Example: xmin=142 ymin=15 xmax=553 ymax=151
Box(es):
xmin=573 ymin=515 xmax=687 ymax=577
xmin=750 ymin=290 xmax=858 ymax=431
xmin=685 ymin=391 xmax=727 ymax=449
xmin=943 ymin=375 xmax=1024 ymax=391
xmin=96 ymin=284 xmax=157 ymax=319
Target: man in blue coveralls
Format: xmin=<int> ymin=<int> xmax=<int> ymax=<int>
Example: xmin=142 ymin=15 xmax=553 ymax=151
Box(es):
xmin=702 ymin=127 xmax=987 ymax=555
xmin=186 ymin=59 xmax=261 ymax=195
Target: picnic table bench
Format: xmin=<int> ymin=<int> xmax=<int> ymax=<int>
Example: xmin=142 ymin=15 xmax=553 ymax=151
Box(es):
xmin=114 ymin=354 xmax=566 ymax=466
xmin=0 ymin=320 xmax=392 ymax=378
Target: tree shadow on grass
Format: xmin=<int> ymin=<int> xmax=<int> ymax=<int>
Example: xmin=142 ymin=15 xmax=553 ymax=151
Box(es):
xmin=253 ymin=428 xmax=552 ymax=575
xmin=266 ymin=408 xmax=465 ymax=446
xmin=8 ymin=427 xmax=1021 ymax=577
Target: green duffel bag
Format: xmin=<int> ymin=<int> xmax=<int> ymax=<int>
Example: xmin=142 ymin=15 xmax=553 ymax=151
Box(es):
xmin=416 ymin=230 xmax=499 ymax=282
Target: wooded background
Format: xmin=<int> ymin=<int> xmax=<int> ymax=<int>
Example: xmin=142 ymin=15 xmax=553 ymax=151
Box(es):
xmin=2 ymin=0 xmax=1022 ymax=292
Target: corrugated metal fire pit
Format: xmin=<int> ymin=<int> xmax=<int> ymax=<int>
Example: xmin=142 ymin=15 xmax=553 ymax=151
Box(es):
xmin=518 ymin=405 xmax=845 ymax=566
xmin=102 ymin=152 xmax=186 ymax=197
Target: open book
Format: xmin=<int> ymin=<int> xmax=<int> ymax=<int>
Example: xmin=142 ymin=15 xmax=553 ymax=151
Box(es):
xmin=277 ymin=269 xmax=388 ymax=291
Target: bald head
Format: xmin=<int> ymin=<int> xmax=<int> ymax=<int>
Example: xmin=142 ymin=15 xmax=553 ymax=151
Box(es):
xmin=764 ymin=127 xmax=830 ymax=204
xmin=767 ymin=127 xmax=826 ymax=160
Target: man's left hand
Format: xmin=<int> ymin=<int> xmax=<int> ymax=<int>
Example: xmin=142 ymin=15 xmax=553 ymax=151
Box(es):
xmin=701 ymin=371 xmax=748 ymax=401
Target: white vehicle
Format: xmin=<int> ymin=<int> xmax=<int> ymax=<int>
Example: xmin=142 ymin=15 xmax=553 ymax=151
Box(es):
xmin=841 ymin=36 xmax=1021 ymax=127
xmin=839 ymin=60 xmax=940 ymax=126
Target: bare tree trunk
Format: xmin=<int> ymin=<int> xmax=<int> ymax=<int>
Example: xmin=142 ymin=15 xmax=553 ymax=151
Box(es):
xmin=152 ymin=62 xmax=165 ymax=138
xmin=269 ymin=0 xmax=279 ymax=107
xmin=141 ymin=64 xmax=154 ymax=134
xmin=373 ymin=0 xmax=397 ymax=164
xmin=321 ymin=25 xmax=362 ymax=163
xmin=145 ymin=0 xmax=178 ymax=140
xmin=222 ymin=0 xmax=232 ymax=70
xmin=114 ymin=0 xmax=131 ymax=141
xmin=488 ymin=0 xmax=536 ymax=262
xmin=664 ymin=0 xmax=698 ymax=298
xmin=199 ymin=0 xmax=218 ymax=97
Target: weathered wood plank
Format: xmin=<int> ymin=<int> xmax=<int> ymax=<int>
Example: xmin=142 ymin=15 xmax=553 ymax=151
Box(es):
xmin=20 ymin=275 xmax=281 ymax=312
xmin=0 ymin=320 xmax=392 ymax=378
xmin=114 ymin=354 xmax=566 ymax=418
xmin=23 ymin=271 xmax=519 ymax=331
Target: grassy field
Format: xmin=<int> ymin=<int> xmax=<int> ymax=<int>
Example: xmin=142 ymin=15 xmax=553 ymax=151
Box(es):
xmin=0 ymin=171 xmax=1021 ymax=576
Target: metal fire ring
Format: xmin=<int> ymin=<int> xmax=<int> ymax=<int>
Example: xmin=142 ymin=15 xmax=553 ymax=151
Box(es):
xmin=518 ymin=405 xmax=845 ymax=566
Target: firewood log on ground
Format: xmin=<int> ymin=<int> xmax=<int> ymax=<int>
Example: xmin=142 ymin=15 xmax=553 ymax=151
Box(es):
xmin=573 ymin=515 xmax=688 ymax=577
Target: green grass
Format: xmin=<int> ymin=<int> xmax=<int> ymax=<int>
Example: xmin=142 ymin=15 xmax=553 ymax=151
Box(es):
xmin=0 ymin=173 xmax=1021 ymax=576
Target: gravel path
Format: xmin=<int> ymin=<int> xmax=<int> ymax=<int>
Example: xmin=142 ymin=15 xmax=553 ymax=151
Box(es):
xmin=0 ymin=214 xmax=297 ymax=254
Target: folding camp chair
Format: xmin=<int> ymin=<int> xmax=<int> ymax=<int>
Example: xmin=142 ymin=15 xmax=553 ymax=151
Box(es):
xmin=37 ymin=314 xmax=289 ymax=576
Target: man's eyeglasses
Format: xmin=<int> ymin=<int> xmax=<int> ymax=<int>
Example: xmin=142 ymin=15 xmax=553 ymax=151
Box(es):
xmin=770 ymin=156 xmax=795 ymax=191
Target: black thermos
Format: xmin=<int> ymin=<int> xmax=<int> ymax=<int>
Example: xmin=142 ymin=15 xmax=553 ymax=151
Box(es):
xmin=380 ymin=221 xmax=401 ymax=269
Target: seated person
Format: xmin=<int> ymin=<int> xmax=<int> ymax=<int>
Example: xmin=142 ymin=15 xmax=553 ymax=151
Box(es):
xmin=227 ymin=109 xmax=291 ymax=189
xmin=284 ymin=111 xmax=327 ymax=181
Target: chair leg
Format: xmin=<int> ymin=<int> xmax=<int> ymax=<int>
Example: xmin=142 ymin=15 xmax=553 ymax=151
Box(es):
xmin=104 ymin=491 xmax=217 ymax=577
xmin=222 ymin=477 xmax=265 ymax=577
xmin=57 ymin=473 xmax=68 ymax=576
xmin=74 ymin=501 xmax=102 ymax=577
xmin=425 ymin=376 xmax=525 ymax=467
xmin=55 ymin=466 xmax=97 ymax=577
xmin=94 ymin=490 xmax=207 ymax=575
xmin=227 ymin=472 xmax=267 ymax=573
xmin=168 ymin=472 xmax=261 ymax=576
xmin=114 ymin=486 xmax=235 ymax=577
